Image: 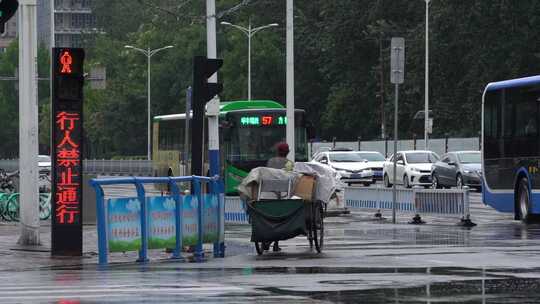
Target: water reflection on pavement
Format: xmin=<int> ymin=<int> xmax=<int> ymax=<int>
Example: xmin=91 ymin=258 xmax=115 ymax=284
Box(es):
xmin=1 ymin=191 xmax=540 ymax=302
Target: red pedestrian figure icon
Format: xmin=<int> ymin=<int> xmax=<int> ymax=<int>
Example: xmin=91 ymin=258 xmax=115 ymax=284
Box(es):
xmin=60 ymin=51 xmax=73 ymax=74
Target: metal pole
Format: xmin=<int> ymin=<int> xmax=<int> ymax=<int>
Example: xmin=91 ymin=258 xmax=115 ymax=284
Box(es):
xmin=147 ymin=50 xmax=151 ymax=161
xmin=379 ymin=37 xmax=385 ymax=139
xmin=248 ymin=20 xmax=251 ymax=101
xmin=392 ymin=83 xmax=398 ymax=224
xmin=286 ymin=0 xmax=295 ymax=162
xmin=206 ymin=0 xmax=224 ymax=257
xmin=424 ymin=0 xmax=430 ymax=150
xmin=184 ymin=87 xmax=192 ymax=175
xmin=18 ymin=0 xmax=40 ymax=245
xmin=49 ymin=0 xmax=55 ymax=157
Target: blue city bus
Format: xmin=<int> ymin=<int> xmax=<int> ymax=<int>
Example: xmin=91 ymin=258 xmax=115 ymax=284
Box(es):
xmin=482 ymin=75 xmax=540 ymax=222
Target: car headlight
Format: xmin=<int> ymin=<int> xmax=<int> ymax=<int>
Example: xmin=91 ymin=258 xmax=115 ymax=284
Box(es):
xmin=463 ymin=170 xmax=471 ymax=174
xmin=410 ymin=167 xmax=420 ymax=172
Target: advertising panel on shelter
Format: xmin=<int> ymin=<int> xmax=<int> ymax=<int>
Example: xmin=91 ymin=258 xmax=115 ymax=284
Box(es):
xmin=107 ymin=198 xmax=142 ymax=252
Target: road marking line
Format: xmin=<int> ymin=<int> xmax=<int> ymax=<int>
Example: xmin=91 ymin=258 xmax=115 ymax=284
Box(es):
xmin=0 ymin=286 xmax=242 ymax=295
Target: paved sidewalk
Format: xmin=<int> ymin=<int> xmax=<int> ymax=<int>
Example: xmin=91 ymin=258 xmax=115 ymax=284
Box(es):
xmin=0 ymin=222 xmax=97 ymax=271
xmin=0 ymin=222 xmax=187 ymax=271
xmin=0 ymin=221 xmax=249 ymax=271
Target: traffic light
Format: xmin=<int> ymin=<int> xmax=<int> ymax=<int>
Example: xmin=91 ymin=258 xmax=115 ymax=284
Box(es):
xmin=0 ymin=0 xmax=18 ymax=34
xmin=193 ymin=56 xmax=223 ymax=104
xmin=51 ymin=48 xmax=85 ymax=256
xmin=191 ymin=56 xmax=223 ymax=176
xmin=52 ymin=48 xmax=85 ymax=102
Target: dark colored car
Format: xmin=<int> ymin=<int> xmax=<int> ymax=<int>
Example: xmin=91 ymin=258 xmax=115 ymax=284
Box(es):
xmin=431 ymin=151 xmax=482 ymax=191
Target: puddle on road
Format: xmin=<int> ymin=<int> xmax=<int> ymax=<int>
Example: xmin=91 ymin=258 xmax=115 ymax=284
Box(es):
xmin=252 ymin=266 xmax=540 ymax=303
xmin=262 ymin=278 xmax=540 ymax=303
xmin=24 ymin=265 xmax=540 ymax=303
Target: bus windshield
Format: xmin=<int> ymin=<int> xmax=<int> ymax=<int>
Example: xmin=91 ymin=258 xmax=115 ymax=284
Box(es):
xmin=224 ymin=110 xmax=308 ymax=163
xmin=227 ymin=126 xmax=307 ymax=162
xmin=458 ymin=152 xmax=480 ymax=164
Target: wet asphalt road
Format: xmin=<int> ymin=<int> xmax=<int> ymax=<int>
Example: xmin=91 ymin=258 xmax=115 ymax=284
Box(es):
xmin=3 ymin=187 xmax=540 ymax=303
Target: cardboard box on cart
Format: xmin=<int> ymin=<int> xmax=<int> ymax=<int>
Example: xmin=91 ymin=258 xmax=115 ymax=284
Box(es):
xmin=293 ymin=175 xmax=315 ymax=201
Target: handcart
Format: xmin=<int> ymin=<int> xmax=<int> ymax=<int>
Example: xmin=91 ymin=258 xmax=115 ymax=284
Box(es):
xmin=245 ymin=173 xmax=325 ymax=255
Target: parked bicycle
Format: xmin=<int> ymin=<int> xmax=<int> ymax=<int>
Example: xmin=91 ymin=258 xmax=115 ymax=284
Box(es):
xmin=0 ymin=171 xmax=51 ymax=221
xmin=3 ymin=192 xmax=51 ymax=222
xmin=0 ymin=169 xmax=18 ymax=194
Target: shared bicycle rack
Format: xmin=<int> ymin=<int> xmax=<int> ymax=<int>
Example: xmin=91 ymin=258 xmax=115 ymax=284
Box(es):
xmin=90 ymin=175 xmax=225 ymax=266
xmin=0 ymin=192 xmax=51 ymax=222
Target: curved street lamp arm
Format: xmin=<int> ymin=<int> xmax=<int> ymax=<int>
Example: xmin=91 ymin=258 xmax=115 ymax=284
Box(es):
xmin=250 ymin=24 xmax=278 ymax=36
xmin=221 ymin=23 xmax=250 ymax=36
xmin=149 ymin=45 xmax=175 ymax=57
xmin=124 ymin=45 xmax=149 ymax=56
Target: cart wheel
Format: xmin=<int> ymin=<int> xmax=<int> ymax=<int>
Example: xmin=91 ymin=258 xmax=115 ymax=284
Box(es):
xmin=254 ymin=242 xmax=264 ymax=255
xmin=312 ymin=203 xmax=324 ymax=253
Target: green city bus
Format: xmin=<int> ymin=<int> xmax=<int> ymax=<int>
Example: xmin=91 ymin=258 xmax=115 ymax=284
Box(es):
xmin=152 ymin=100 xmax=308 ymax=194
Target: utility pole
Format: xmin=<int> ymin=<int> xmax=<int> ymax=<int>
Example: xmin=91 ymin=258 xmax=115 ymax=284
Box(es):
xmin=424 ymin=0 xmax=430 ymax=149
xmin=390 ymin=37 xmax=405 ymax=225
xmin=18 ymin=0 xmax=40 ymax=246
xmin=206 ymin=0 xmax=225 ymax=257
xmin=286 ymin=0 xmax=295 ymax=162
xmin=379 ymin=37 xmax=386 ymax=139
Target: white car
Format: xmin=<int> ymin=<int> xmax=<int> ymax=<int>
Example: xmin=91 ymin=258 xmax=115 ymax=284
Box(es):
xmin=383 ymin=150 xmax=440 ymax=188
xmin=354 ymin=151 xmax=386 ymax=182
xmin=38 ymin=155 xmax=51 ymax=174
xmin=311 ymin=150 xmax=374 ymax=186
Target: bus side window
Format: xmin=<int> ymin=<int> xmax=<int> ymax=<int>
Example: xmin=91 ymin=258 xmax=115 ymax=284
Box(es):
xmin=515 ymin=93 xmax=538 ymax=137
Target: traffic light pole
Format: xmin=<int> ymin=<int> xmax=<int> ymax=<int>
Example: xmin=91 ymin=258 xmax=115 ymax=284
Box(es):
xmin=206 ymin=0 xmax=224 ymax=258
xmin=18 ymin=0 xmax=40 ymax=246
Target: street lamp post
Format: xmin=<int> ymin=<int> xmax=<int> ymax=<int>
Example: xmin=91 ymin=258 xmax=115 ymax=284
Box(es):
xmin=221 ymin=20 xmax=278 ymax=101
xmin=124 ymin=45 xmax=174 ymax=161
xmin=424 ymin=0 xmax=431 ymax=150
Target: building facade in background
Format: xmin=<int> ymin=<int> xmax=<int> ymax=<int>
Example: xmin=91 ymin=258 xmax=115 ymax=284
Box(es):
xmin=38 ymin=0 xmax=97 ymax=48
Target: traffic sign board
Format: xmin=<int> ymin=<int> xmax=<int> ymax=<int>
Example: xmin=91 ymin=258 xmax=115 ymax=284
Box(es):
xmin=390 ymin=37 xmax=405 ymax=84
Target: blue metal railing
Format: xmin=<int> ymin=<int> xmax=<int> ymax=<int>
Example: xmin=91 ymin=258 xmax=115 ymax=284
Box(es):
xmin=90 ymin=175 xmax=224 ymax=265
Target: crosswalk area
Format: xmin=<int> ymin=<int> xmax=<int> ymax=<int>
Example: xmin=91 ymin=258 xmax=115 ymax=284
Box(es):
xmin=0 ymin=270 xmax=243 ymax=303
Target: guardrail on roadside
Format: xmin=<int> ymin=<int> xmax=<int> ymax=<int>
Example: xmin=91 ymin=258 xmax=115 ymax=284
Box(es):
xmin=0 ymin=159 xmax=153 ymax=176
xmin=90 ymin=175 xmax=224 ymax=265
xmin=345 ymin=186 xmax=476 ymax=227
xmin=224 ymin=196 xmax=249 ymax=225
xmin=84 ymin=159 xmax=153 ymax=176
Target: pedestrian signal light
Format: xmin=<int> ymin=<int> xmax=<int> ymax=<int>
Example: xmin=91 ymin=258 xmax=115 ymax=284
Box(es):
xmin=51 ymin=47 xmax=85 ymax=256
xmin=53 ymin=48 xmax=85 ymax=102
xmin=60 ymin=51 xmax=73 ymax=74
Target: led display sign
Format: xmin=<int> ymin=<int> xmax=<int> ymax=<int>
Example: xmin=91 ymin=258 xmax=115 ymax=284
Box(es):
xmin=240 ymin=115 xmax=287 ymax=126
xmin=51 ymin=48 xmax=85 ymax=256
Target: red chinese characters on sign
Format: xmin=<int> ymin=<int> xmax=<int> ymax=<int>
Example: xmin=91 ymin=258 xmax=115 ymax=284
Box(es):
xmin=55 ymin=111 xmax=81 ymax=224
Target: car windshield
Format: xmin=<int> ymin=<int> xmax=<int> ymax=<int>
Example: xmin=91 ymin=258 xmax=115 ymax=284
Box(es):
xmin=329 ymin=153 xmax=365 ymax=162
xmin=357 ymin=152 xmax=385 ymax=162
xmin=458 ymin=152 xmax=480 ymax=164
xmin=38 ymin=155 xmax=51 ymax=162
xmin=405 ymin=152 xmax=439 ymax=164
